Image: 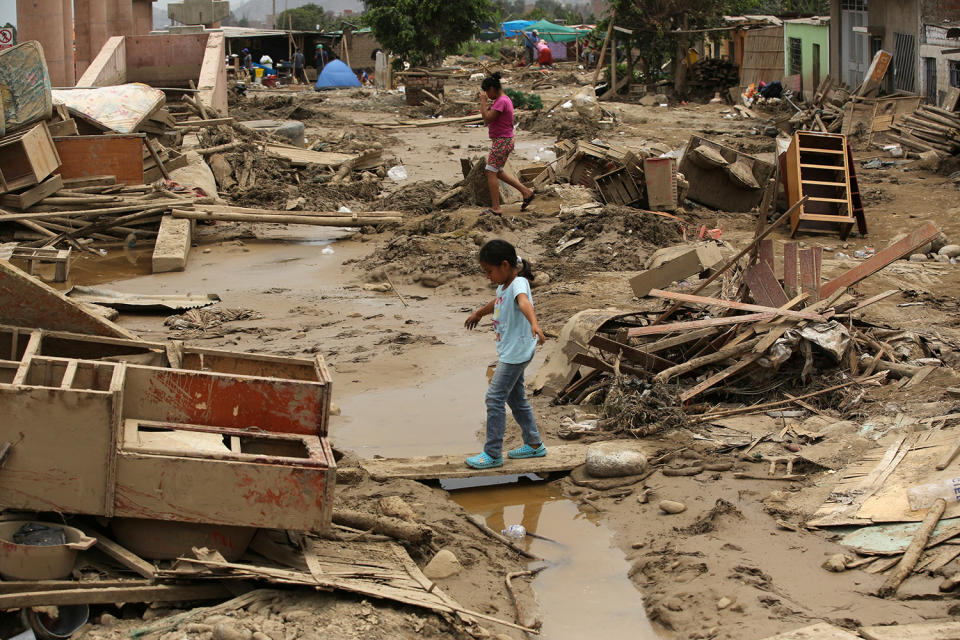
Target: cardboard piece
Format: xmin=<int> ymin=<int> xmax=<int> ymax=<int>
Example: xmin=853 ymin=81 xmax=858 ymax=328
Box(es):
xmin=629 ymin=244 xmax=723 ymax=297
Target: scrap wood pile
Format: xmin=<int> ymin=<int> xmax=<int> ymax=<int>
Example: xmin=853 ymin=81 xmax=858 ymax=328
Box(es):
xmin=550 ymin=214 xmax=949 ymax=439
xmin=884 ymin=103 xmax=960 ymax=158
xmin=784 ymin=76 xmax=843 ymax=134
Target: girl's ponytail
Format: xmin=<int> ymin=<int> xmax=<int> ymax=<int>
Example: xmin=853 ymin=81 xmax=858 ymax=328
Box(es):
xmin=516 ymin=256 xmax=534 ymax=280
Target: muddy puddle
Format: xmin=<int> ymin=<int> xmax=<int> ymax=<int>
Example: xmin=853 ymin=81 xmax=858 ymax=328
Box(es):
xmin=451 ymin=480 xmax=660 ymax=640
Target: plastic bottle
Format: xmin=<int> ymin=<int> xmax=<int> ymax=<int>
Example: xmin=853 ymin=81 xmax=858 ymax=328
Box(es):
xmin=906 ymin=477 xmax=960 ymax=511
xmin=501 ymin=524 xmax=526 ymax=539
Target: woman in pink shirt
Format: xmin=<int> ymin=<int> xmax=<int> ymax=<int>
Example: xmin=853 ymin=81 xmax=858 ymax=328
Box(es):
xmin=479 ymin=73 xmax=536 ymax=215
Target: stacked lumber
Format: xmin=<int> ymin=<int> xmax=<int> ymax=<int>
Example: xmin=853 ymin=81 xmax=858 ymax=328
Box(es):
xmin=787 ymin=76 xmax=843 ymax=133
xmin=689 ymin=59 xmax=739 ymax=89
xmin=887 ymin=104 xmax=960 ymax=157
xmin=552 ymin=219 xmax=946 ymax=434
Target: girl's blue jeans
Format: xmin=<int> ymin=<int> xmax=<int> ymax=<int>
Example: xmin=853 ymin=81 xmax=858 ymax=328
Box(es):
xmin=484 ymin=359 xmax=541 ymax=459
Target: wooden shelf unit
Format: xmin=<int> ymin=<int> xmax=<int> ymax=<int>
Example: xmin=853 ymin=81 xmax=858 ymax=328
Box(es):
xmin=786 ymin=131 xmax=860 ymax=239
xmin=0 ymin=121 xmax=61 ymax=194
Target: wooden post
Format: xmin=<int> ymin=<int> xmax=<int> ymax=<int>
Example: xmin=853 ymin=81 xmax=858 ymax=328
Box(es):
xmin=610 ymin=31 xmax=616 ymax=97
xmin=592 ymin=10 xmax=615 ymax=85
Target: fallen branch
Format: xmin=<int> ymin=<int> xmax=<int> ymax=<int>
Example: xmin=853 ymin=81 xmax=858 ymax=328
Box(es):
xmin=332 ymin=509 xmax=433 ymax=545
xmin=879 ymin=498 xmax=946 ymax=597
xmin=506 ymin=568 xmax=545 ymax=633
xmin=465 ymin=514 xmax=540 ymax=560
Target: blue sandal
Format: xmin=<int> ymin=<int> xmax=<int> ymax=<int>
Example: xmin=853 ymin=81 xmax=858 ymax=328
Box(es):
xmin=465 ymin=452 xmax=503 ymax=469
xmin=508 ymin=444 xmax=547 ymax=459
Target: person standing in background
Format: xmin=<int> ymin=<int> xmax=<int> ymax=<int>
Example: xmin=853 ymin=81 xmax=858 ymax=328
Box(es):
xmin=293 ymin=48 xmax=308 ymax=85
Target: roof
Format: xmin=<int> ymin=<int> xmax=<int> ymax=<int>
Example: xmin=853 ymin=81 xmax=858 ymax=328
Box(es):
xmin=525 ymin=18 xmax=588 ymax=42
xmin=783 ymin=16 xmax=830 ymax=26
xmin=723 ymin=15 xmax=783 ymax=27
xmin=218 ymin=26 xmax=315 ymax=38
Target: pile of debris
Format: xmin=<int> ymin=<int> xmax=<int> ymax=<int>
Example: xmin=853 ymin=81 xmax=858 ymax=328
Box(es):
xmin=885 ymin=103 xmax=960 ymax=158
xmin=539 ymin=215 xmax=947 ymax=440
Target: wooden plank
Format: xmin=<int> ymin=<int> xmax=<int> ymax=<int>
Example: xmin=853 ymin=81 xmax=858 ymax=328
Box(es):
xmin=572 ymin=353 xmax=648 ymax=378
xmin=627 ymin=313 xmax=775 ymax=337
xmin=743 ymin=262 xmax=789 ymax=307
xmin=54 ymin=135 xmax=145 ymax=185
xmin=757 ymin=238 xmax=774 ymax=271
xmin=629 ymin=245 xmax=721 ymax=297
xmin=0 ymin=175 xmax=64 ymax=209
xmin=0 ymin=582 xmax=230 ymax=608
xmin=86 ymin=528 xmax=156 ymax=579
xmin=642 ymin=327 xmax=720 ymax=352
xmin=61 ymin=175 xmax=118 ymax=188
xmin=903 ymin=365 xmax=937 ymax=390
xmin=588 ymin=334 xmax=673 ymax=371
xmin=820 ymin=222 xmax=941 ymax=298
xmin=799 ymin=248 xmax=819 ymax=302
xmin=680 ymin=352 xmax=761 ymax=403
xmin=47 ymin=118 xmax=79 ymax=137
xmin=861 ymin=621 xmax=960 ymax=640
xmin=783 ymin=241 xmax=798 ymax=297
xmin=846 ymin=289 xmax=899 ymax=313
xmin=361 ymin=440 xmax=651 ymax=481
xmin=646 ymin=289 xmax=825 ymax=320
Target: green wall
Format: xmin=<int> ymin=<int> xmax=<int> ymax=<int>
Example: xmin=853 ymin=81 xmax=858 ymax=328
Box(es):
xmin=784 ymin=21 xmax=829 ymax=101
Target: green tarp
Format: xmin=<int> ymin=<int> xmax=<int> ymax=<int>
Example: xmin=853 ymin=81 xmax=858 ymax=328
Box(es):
xmin=525 ymin=19 xmax=585 ymax=43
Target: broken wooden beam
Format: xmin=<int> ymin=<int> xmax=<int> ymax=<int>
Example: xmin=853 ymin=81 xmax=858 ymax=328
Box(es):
xmin=820 ymin=222 xmax=941 ymax=298
xmin=172 ymin=209 xmax=402 ymax=226
xmin=646 ymin=289 xmax=826 ymax=321
xmin=0 ymin=582 xmax=230 ymax=608
xmin=878 ymin=498 xmax=946 ymax=597
xmin=587 ymin=334 xmax=673 ymax=371
xmin=627 ymin=313 xmax=775 ymax=337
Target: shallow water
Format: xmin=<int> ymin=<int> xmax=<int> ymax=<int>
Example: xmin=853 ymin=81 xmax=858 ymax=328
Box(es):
xmin=451 ymin=481 xmax=659 ymax=640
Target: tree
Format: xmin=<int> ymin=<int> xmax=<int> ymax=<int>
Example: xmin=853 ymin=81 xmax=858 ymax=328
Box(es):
xmin=277 ymin=3 xmax=335 ymax=31
xmin=363 ymin=0 xmax=493 ymax=66
xmin=605 ymin=0 xmax=760 ymax=95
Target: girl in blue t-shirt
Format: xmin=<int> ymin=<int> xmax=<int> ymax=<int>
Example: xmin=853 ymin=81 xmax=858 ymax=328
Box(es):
xmin=463 ymin=239 xmax=547 ymax=469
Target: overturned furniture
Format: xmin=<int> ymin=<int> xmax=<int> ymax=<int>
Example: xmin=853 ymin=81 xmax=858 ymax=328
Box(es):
xmin=0 ymin=325 xmax=335 ymax=532
xmin=678 ymin=135 xmax=774 ymax=212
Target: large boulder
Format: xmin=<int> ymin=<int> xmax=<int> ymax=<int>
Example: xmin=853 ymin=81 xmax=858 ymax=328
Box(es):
xmin=585 ymin=441 xmax=648 ymax=478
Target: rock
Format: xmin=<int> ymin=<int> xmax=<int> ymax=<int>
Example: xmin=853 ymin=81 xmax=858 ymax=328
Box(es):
xmin=335 ymin=466 xmax=365 ymax=485
xmin=909 ymin=253 xmax=929 ymax=262
xmin=213 ymin=623 xmax=251 ymax=640
xmin=939 ymin=244 xmax=960 ymax=258
xmin=638 ymin=94 xmax=657 ymax=107
xmin=935 ymin=254 xmax=951 ymax=263
xmin=253 ymin=633 xmax=271 ymax=640
xmin=823 ymin=553 xmax=852 ymax=572
xmin=418 ymin=275 xmax=446 ymax=288
xmin=142 ymin=608 xmax=174 ymax=621
xmin=423 ymin=548 xmax=462 ymax=579
xmin=653 ymin=93 xmax=669 ymax=104
xmin=931 ymin=232 xmax=949 ymax=253
xmin=282 ymin=609 xmax=313 ymax=623
xmin=658 ymin=500 xmax=687 ymax=514
xmin=99 ymin=613 xmax=119 ymax=627
xmin=716 ymin=596 xmax=733 ymax=610
xmin=378 ymin=495 xmax=417 ymax=522
xmin=913 ymin=150 xmax=941 ymax=171
xmin=662 ymin=596 xmax=684 ymax=612
xmin=329 ymin=402 xmax=341 ymax=416
xmin=531 ymin=271 xmax=552 ymax=288
xmin=184 ymin=623 xmax=214 ymax=634
xmin=631 ymin=541 xmax=646 ymax=549
xmin=363 ymin=282 xmax=392 ymax=292
xmin=585 ymin=441 xmax=648 ymax=478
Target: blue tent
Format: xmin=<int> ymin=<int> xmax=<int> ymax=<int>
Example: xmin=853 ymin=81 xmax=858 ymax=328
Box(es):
xmin=315 ymin=59 xmax=361 ymax=89
xmin=501 ymin=20 xmax=535 ymax=37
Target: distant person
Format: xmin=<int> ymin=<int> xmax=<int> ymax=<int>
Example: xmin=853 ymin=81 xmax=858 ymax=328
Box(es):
xmin=463 ymin=239 xmax=547 ymax=470
xmin=293 ymin=47 xmax=307 ymax=84
xmin=316 ymin=43 xmax=328 ymax=70
xmin=521 ymin=29 xmax=538 ymax=65
xmin=241 ymin=48 xmax=253 ymax=81
xmin=477 ymin=72 xmax=535 ymax=216
xmin=537 ymin=39 xmax=554 ymax=67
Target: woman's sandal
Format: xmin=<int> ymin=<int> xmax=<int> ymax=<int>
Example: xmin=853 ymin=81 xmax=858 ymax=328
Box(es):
xmin=481 ymin=208 xmax=502 ymax=216
xmin=521 ymin=193 xmax=536 ymax=211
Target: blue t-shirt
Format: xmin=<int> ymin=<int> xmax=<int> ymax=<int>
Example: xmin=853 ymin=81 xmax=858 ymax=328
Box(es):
xmin=493 ymin=277 xmax=537 ymax=364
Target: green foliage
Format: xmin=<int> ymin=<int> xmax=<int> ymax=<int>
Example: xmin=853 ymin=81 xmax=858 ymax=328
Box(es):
xmin=276 ymin=3 xmax=335 ymax=31
xmin=504 ymin=88 xmax=542 ymax=110
xmin=457 ymin=39 xmax=504 ymax=58
xmin=363 ymin=0 xmax=493 ymax=66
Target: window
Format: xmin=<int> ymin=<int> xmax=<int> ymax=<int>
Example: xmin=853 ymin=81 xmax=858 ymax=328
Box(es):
xmin=840 ymin=0 xmax=867 ymax=10
xmin=951 ymin=60 xmax=960 ymax=88
xmin=926 ymin=57 xmax=938 ymax=103
xmin=788 ymin=37 xmax=803 ymax=76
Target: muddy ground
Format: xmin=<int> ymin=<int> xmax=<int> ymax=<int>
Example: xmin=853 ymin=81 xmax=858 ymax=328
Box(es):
xmin=53 ymin=70 xmax=960 ymax=640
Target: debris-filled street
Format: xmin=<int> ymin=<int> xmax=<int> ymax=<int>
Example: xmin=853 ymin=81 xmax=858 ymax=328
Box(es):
xmin=6 ymin=3 xmax=960 ymax=639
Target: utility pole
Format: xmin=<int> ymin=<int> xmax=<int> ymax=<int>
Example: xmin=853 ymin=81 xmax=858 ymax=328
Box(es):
xmin=272 ymin=0 xmax=276 ymax=28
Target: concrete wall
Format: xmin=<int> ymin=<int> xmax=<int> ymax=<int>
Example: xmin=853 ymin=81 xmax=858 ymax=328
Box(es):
xmin=783 ymin=21 xmax=829 ymax=101
xmin=16 ymin=0 xmax=72 ymax=85
xmin=78 ymin=32 xmax=228 ymax=115
xmin=869 ymin=0 xmax=921 ymax=92
xmin=196 ymin=32 xmax=228 ymax=116
xmin=77 ymin=35 xmax=126 ymax=86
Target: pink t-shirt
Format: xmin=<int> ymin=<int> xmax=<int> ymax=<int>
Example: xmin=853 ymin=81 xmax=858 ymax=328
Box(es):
xmin=488 ymin=94 xmax=514 ymax=139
